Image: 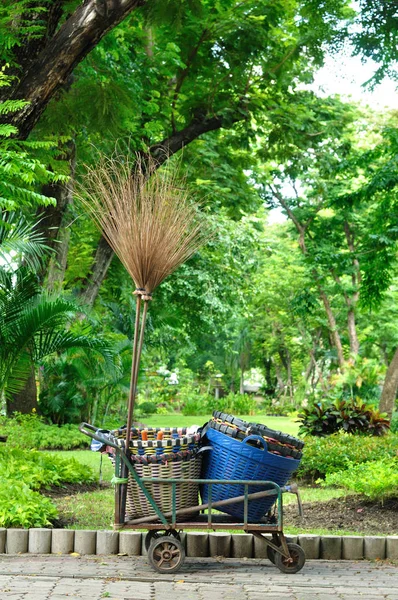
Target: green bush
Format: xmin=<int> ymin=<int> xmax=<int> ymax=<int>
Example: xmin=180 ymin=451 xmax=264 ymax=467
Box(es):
xmin=297 ymin=432 xmax=398 ymax=481
xmin=298 ymin=398 xmax=390 ymax=437
xmin=0 ymin=413 xmax=89 ymax=450
xmin=0 ymin=446 xmax=96 ymax=528
xmin=182 ymin=394 xmax=212 ymax=416
xmin=0 ymin=482 xmax=58 ymax=528
xmin=136 ymin=401 xmax=158 ymax=416
xmin=230 ymin=393 xmax=257 ymax=415
xmin=0 ymin=447 xmax=95 ymax=490
xmin=182 ymin=392 xmax=257 ymax=416
xmin=324 ymin=459 xmax=398 ymax=501
xmin=391 ymin=413 xmax=398 ymax=433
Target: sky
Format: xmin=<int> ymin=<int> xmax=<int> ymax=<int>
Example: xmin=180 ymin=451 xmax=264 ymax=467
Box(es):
xmin=313 ymin=51 xmax=398 ymax=110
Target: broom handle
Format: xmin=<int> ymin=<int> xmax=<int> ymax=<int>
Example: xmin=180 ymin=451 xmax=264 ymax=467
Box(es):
xmin=125 ymin=294 xmax=142 ymax=452
xmin=133 ymin=299 xmax=149 ymax=397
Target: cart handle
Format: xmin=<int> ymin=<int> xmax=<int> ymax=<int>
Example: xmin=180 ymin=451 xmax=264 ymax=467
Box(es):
xmin=242 ymin=434 xmax=268 ymax=451
xmin=79 ymin=422 xmax=119 ymax=450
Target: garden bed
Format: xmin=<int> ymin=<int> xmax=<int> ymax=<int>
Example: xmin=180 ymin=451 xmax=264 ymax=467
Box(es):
xmin=284 ymin=494 xmax=398 ymax=535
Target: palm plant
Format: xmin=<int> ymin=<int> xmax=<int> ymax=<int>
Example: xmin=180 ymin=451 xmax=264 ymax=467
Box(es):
xmin=0 ymin=213 xmax=113 ymax=415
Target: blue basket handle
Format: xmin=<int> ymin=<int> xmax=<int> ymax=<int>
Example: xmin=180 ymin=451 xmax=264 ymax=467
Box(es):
xmin=198 ymin=445 xmax=213 ymax=454
xmin=242 ymin=434 xmax=268 ymax=451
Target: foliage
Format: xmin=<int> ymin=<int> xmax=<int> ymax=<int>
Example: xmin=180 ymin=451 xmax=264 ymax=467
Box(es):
xmin=0 ymin=446 xmax=95 ymax=490
xmin=181 ymin=393 xmax=214 ymax=416
xmin=391 ymin=413 xmax=398 ymax=434
xmin=0 ymin=69 xmax=67 ymax=209
xmin=0 ymin=443 xmax=96 ymax=528
xmin=0 ymin=482 xmax=58 ymax=528
xmin=324 ymin=459 xmax=398 ymax=501
xmin=182 ymin=391 xmax=256 ymax=416
xmin=297 ymin=432 xmax=398 ymax=481
xmin=0 ymin=413 xmax=89 ymax=450
xmin=0 ymin=237 xmax=114 ymax=405
xmin=298 ymin=398 xmax=390 ymax=437
xmin=136 ymin=401 xmax=158 ymax=416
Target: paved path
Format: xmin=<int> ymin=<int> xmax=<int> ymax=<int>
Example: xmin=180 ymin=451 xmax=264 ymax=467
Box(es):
xmin=1 ymin=555 xmax=398 ymax=600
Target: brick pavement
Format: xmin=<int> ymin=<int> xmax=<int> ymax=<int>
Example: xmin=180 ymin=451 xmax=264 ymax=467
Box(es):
xmin=1 ymin=555 xmax=398 ymax=600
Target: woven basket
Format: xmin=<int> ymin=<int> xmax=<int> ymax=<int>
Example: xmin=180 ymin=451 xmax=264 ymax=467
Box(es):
xmin=125 ymin=453 xmax=202 ymax=520
xmin=110 ymin=427 xmax=202 ymax=520
xmin=201 ymin=426 xmax=301 ymax=522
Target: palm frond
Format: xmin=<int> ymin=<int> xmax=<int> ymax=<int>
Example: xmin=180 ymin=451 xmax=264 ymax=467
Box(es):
xmin=0 ymin=211 xmax=51 ymax=271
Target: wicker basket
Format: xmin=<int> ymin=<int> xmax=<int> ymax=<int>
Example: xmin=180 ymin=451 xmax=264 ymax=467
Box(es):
xmin=110 ymin=427 xmax=202 ymax=520
xmin=125 ymin=452 xmax=202 ymax=520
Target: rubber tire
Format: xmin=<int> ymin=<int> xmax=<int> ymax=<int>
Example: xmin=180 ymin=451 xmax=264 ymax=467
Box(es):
xmin=274 ymin=543 xmax=306 ymax=574
xmin=148 ymin=536 xmax=185 ymax=574
xmin=267 ymin=545 xmax=276 ymax=564
xmin=145 ymin=530 xmax=180 ymax=551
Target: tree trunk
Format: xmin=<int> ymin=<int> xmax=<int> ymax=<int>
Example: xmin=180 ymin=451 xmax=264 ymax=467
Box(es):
xmin=274 ymin=362 xmax=285 ymax=397
xmin=6 ymin=364 xmax=38 ymax=416
xmin=319 ymin=290 xmax=345 ymax=369
xmin=347 ymin=308 xmax=360 ymax=355
xmin=379 ymin=347 xmax=398 ymax=419
xmin=78 ymin=237 xmax=115 ymax=307
xmin=263 ymin=356 xmax=275 ymax=396
xmin=44 ymin=144 xmax=76 ymax=290
xmin=239 ymin=369 xmax=244 ymax=394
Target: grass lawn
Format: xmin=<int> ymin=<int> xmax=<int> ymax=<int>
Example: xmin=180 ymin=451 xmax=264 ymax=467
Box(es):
xmin=141 ymin=413 xmax=300 ymax=436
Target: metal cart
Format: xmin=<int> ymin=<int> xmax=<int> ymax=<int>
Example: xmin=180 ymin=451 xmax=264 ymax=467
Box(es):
xmin=80 ymin=423 xmax=305 ymax=575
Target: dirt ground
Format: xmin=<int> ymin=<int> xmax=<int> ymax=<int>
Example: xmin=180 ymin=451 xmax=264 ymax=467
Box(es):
xmin=283 ymin=494 xmax=398 ymax=535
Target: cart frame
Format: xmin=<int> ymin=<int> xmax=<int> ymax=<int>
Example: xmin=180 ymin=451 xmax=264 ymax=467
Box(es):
xmin=80 ymin=423 xmax=305 ymax=574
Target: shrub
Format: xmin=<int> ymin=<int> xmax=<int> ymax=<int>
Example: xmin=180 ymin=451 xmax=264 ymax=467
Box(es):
xmin=182 ymin=394 xmax=212 ymax=416
xmin=297 ymin=398 xmax=390 ymax=437
xmin=0 ymin=446 xmax=96 ymax=528
xmin=230 ymin=393 xmax=257 ymax=415
xmin=0 ymin=447 xmax=96 ymax=490
xmin=0 ymin=482 xmax=58 ymax=528
xmin=0 ymin=413 xmax=89 ymax=450
xmin=297 ymin=432 xmax=398 ymax=481
xmin=324 ymin=459 xmax=398 ymax=501
xmin=136 ymin=401 xmax=157 ymax=416
xmin=391 ymin=413 xmax=398 ymax=433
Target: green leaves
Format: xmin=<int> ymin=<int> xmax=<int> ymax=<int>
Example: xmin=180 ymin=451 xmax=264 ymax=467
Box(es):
xmin=298 ymin=398 xmax=390 ymax=437
xmin=0 ymin=442 xmax=95 ymax=528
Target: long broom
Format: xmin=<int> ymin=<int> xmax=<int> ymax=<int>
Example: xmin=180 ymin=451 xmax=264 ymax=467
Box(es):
xmin=78 ymin=153 xmax=211 ymax=523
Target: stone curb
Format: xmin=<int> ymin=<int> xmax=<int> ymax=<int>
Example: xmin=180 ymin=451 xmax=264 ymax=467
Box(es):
xmin=1 ymin=529 xmax=396 ymax=560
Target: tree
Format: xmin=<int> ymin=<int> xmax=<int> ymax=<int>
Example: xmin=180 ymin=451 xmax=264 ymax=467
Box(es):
xmin=18 ymin=0 xmax=355 ymax=301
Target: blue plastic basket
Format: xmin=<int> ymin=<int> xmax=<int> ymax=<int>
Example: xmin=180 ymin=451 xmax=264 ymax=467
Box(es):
xmin=201 ymin=427 xmax=301 ymax=521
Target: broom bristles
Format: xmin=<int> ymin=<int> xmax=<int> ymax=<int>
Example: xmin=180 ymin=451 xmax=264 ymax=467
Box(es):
xmin=77 ymin=153 xmax=212 ymax=293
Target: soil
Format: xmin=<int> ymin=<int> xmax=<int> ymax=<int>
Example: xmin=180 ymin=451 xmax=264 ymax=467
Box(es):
xmin=283 ymin=495 xmax=398 ymax=535
xmin=43 ymin=481 xmax=110 ymax=499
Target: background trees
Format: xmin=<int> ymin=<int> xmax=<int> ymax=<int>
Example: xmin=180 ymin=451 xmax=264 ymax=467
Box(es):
xmin=0 ymin=0 xmax=397 ymax=424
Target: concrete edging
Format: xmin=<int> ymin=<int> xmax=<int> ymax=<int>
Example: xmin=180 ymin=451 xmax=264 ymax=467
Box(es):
xmin=1 ymin=528 xmax=397 ymax=560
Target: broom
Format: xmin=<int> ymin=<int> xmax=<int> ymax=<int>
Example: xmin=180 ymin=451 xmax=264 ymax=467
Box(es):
xmin=78 ymin=153 xmax=211 ymax=522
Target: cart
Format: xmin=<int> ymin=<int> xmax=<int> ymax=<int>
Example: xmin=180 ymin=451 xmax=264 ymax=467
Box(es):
xmin=80 ymin=423 xmax=306 ymax=575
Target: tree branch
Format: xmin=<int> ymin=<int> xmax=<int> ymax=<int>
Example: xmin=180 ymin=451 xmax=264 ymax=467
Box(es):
xmin=149 ymin=112 xmax=240 ymax=167
xmin=5 ymin=0 xmax=146 ymax=139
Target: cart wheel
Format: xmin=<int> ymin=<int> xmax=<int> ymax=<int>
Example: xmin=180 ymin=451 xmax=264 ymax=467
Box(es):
xmin=267 ymin=545 xmax=276 ymax=564
xmin=148 ymin=536 xmax=185 ymax=574
xmin=274 ymin=543 xmax=305 ymax=574
xmin=145 ymin=529 xmax=180 ymax=551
